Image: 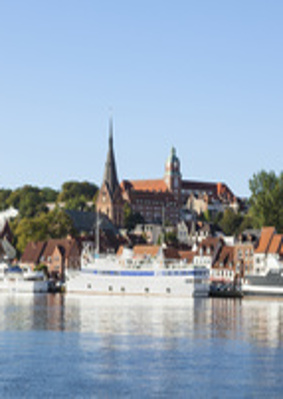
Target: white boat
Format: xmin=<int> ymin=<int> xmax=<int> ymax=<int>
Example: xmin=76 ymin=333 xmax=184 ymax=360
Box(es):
xmin=242 ymin=269 xmax=283 ymax=296
xmin=242 ymin=251 xmax=283 ymax=296
xmin=0 ymin=263 xmax=49 ymax=293
xmin=66 ymin=244 xmax=210 ymax=297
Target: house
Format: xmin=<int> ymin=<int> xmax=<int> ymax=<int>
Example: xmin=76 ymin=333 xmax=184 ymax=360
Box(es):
xmin=177 ymin=220 xmax=215 ymax=247
xmin=233 ymin=231 xmax=258 ymax=277
xmin=252 ymin=227 xmax=283 ymax=275
xmin=211 ymin=245 xmax=235 ymax=282
xmin=21 ymin=237 xmax=81 ymax=279
xmin=193 ymin=237 xmax=224 ymax=270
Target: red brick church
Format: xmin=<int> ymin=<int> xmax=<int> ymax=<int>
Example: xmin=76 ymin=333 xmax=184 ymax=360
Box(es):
xmin=96 ymin=121 xmax=238 ymax=227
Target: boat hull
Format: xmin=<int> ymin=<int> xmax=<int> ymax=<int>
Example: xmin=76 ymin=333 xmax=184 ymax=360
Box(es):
xmin=0 ymin=279 xmax=49 ymax=293
xmin=242 ymin=271 xmax=283 ymax=296
xmin=67 ymin=270 xmax=209 ymax=298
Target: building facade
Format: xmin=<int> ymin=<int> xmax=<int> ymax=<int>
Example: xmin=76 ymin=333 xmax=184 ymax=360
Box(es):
xmin=97 ymin=123 xmax=238 ymax=227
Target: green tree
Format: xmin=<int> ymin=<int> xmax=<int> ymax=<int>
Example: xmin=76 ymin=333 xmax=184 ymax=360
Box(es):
xmin=6 ymin=185 xmax=48 ymax=218
xmin=123 ymin=203 xmax=144 ymax=231
xmin=249 ymin=170 xmax=283 ymax=232
xmin=0 ymin=189 xmax=12 ymax=211
xmin=164 ymin=231 xmax=178 ymax=246
xmin=40 ymin=187 xmax=59 ymax=203
xmin=237 ymin=214 xmax=254 ymax=234
xmin=12 ymin=208 xmax=75 ymax=253
xmin=58 ymin=181 xmax=98 ymax=202
xmin=219 ymin=208 xmax=243 ymax=236
xmin=64 ymin=195 xmax=89 ymax=211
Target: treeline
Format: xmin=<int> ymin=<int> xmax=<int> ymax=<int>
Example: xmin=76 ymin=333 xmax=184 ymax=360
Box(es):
xmin=0 ymin=181 xmax=98 ymax=254
xmin=0 ymin=181 xmax=98 ymax=218
xmin=2 ymin=170 xmax=283 ymax=255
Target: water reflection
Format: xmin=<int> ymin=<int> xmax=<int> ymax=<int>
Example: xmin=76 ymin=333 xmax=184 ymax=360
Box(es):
xmin=1 ymin=293 xmax=283 ymax=347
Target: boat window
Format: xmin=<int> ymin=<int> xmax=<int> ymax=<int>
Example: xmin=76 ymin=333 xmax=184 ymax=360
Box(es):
xmin=144 ymin=288 xmax=149 ymax=293
xmin=166 ymin=288 xmax=171 ymax=294
xmin=109 ymin=286 xmax=113 ymax=291
xmin=87 ymin=284 xmax=92 ymax=289
xmin=121 ymin=287 xmax=125 ymax=292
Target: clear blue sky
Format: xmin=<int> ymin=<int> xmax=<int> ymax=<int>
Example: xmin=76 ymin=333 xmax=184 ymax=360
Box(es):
xmin=1 ymin=1 xmax=282 ymax=197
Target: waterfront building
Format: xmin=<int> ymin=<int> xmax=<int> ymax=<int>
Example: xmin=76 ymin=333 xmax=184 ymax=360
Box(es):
xmin=21 ymin=237 xmax=81 ymax=279
xmin=252 ymin=227 xmax=283 ymax=275
xmin=97 ymin=122 xmax=239 ymax=228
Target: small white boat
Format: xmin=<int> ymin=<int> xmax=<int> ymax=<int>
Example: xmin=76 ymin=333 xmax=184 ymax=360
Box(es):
xmin=0 ymin=263 xmax=49 ymax=293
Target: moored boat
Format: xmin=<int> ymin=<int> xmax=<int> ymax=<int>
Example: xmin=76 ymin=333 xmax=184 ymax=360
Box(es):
xmin=0 ymin=263 xmax=49 ymax=293
xmin=66 ymin=244 xmax=210 ymax=297
xmin=242 ymin=269 xmax=283 ymax=296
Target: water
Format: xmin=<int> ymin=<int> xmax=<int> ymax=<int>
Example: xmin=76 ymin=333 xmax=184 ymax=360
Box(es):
xmin=0 ymin=294 xmax=283 ymax=398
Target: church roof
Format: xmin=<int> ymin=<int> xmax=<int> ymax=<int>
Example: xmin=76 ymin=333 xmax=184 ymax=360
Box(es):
xmin=121 ymin=179 xmax=168 ymax=193
xmin=102 ymin=119 xmax=119 ymax=199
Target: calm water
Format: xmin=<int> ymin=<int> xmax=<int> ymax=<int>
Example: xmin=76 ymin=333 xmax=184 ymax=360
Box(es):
xmin=1 ymin=294 xmax=283 ymax=398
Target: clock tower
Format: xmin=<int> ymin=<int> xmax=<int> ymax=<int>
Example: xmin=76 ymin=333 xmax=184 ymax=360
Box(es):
xmin=164 ymin=147 xmax=182 ymax=204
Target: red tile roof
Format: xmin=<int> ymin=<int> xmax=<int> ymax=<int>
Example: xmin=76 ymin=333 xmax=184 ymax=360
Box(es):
xmin=213 ymin=246 xmax=235 ymax=269
xmin=133 ymin=245 xmax=161 ymax=257
xmin=178 ymin=250 xmax=195 ymax=263
xmin=121 ymin=179 xmax=168 ymax=193
xmin=43 ymin=238 xmax=77 ymax=258
xmin=255 ymin=227 xmax=276 ymax=254
xmin=196 ymin=237 xmax=223 ymax=255
xmin=21 ymin=241 xmax=46 ymax=264
xmin=268 ymin=234 xmax=283 ymax=254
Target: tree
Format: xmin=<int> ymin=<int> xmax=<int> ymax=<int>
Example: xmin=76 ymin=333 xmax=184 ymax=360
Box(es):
xmin=123 ymin=203 xmax=144 ymax=231
xmin=64 ymin=195 xmax=89 ymax=211
xmin=218 ymin=208 xmax=243 ymax=236
xmin=164 ymin=231 xmax=178 ymax=246
xmin=12 ymin=208 xmax=75 ymax=253
xmin=6 ymin=185 xmax=48 ymax=218
xmin=0 ymin=189 xmax=12 ymax=211
xmin=40 ymin=187 xmax=59 ymax=203
xmin=58 ymin=181 xmax=98 ymax=202
xmin=249 ymin=170 xmax=283 ymax=232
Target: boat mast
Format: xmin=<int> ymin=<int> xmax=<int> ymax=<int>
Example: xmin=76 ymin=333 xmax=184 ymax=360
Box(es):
xmin=96 ymin=208 xmax=100 ymax=255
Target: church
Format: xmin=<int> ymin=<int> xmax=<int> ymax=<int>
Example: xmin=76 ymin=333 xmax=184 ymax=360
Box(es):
xmin=96 ymin=121 xmax=238 ymax=227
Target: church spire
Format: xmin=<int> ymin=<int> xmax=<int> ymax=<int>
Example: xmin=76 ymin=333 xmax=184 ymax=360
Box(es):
xmin=102 ymin=118 xmax=119 ymax=199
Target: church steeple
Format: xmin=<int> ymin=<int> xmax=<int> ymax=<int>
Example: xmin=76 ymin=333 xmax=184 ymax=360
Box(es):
xmin=102 ymin=118 xmax=119 ymax=199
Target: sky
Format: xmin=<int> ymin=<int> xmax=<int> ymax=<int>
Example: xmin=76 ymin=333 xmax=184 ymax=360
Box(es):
xmin=1 ymin=1 xmax=282 ymax=197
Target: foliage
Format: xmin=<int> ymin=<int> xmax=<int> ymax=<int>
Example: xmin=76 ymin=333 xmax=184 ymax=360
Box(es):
xmin=249 ymin=170 xmax=283 ymax=232
xmin=58 ymin=181 xmax=98 ymax=202
xmin=0 ymin=189 xmax=12 ymax=211
xmin=123 ymin=203 xmax=144 ymax=231
xmin=164 ymin=231 xmax=178 ymax=246
xmin=64 ymin=195 xmax=89 ymax=211
xmin=218 ymin=208 xmax=244 ymax=236
xmin=12 ymin=208 xmax=75 ymax=253
xmin=40 ymin=187 xmax=59 ymax=203
xmin=6 ymin=185 xmax=48 ymax=218
xmin=237 ymin=214 xmax=254 ymax=233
